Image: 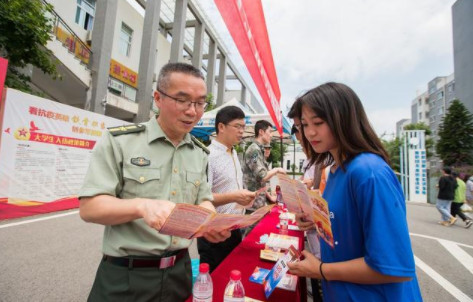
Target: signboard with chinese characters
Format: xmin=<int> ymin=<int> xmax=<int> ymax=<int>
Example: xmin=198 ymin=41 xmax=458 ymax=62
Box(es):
xmin=408 ymin=149 xmax=427 ymax=202
xmin=109 ymin=59 xmax=138 ymax=88
xmin=0 ymin=88 xmax=125 ymax=205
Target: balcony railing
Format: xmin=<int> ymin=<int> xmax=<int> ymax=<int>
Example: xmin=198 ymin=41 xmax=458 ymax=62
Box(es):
xmin=43 ymin=0 xmax=92 ymax=66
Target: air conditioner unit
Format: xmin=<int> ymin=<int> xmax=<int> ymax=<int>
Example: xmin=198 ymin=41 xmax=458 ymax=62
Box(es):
xmin=86 ymin=30 xmax=93 ymax=44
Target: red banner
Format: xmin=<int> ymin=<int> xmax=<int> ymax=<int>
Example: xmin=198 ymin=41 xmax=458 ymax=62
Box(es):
xmin=214 ymin=0 xmax=282 ymax=135
xmin=0 ymin=57 xmax=7 ymax=99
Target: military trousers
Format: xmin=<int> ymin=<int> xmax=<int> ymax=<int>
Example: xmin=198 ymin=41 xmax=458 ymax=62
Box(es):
xmin=88 ymin=251 xmax=192 ymax=302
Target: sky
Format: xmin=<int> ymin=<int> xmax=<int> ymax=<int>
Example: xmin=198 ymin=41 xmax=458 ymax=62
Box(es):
xmin=195 ymin=0 xmax=456 ymax=139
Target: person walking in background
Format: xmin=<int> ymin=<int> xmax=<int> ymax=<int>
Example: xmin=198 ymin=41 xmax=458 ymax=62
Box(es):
xmin=287 ymin=82 xmax=422 ymax=302
xmin=451 ymin=171 xmax=472 ymax=228
xmin=197 ymin=106 xmax=256 ymax=272
xmin=78 ymin=63 xmax=230 ymax=302
xmin=465 ymin=174 xmax=473 ymax=207
xmin=436 ymin=167 xmax=458 ymax=227
xmin=242 ymin=120 xmax=285 ymax=214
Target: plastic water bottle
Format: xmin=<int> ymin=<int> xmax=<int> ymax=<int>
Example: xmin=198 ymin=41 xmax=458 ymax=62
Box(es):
xmin=223 ymin=270 xmax=245 ymax=302
xmin=193 ymin=263 xmax=213 ymax=302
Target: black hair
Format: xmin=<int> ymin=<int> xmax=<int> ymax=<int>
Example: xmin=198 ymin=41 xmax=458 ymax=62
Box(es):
xmin=215 ymin=106 xmax=245 ymax=134
xmin=254 ymin=120 xmax=273 ymax=137
xmin=298 ymin=82 xmax=389 ymax=170
xmin=291 ymin=124 xmax=299 ymax=135
xmin=443 ymin=166 xmax=452 ymax=175
xmin=157 ymin=62 xmax=204 ymax=91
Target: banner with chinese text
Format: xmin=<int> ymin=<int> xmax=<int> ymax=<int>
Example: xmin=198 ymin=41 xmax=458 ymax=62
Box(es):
xmin=0 ymin=89 xmax=125 ymax=219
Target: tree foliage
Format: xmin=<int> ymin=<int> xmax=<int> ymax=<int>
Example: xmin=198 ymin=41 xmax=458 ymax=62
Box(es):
xmin=205 ymin=93 xmax=216 ymax=112
xmin=269 ymin=140 xmax=287 ymax=168
xmin=436 ymin=100 xmax=473 ymax=166
xmin=0 ymin=0 xmax=58 ymax=93
xmin=403 ymin=122 xmax=435 ymax=158
xmin=381 ymin=136 xmax=402 ymax=172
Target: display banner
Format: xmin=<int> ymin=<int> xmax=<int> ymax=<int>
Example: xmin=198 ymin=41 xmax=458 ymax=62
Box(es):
xmin=214 ymin=0 xmax=282 ymax=135
xmin=0 ymin=57 xmax=7 ymax=99
xmin=0 ymin=89 xmax=125 ymax=220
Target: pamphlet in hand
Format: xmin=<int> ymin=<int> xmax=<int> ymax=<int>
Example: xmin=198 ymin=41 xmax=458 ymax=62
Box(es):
xmin=263 ymin=245 xmax=301 ymax=298
xmin=276 ymin=174 xmax=334 ymax=248
xmin=159 ymin=203 xmax=274 ymax=239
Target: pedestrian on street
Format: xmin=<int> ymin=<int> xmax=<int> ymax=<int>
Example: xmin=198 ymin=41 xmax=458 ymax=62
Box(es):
xmin=78 ymin=62 xmax=230 ymax=302
xmin=436 ymin=167 xmax=457 ymax=226
xmin=451 ymin=171 xmax=472 ymax=228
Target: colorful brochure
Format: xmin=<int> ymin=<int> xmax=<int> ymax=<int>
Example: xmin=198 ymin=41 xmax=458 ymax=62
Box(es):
xmin=159 ymin=203 xmax=274 ymax=239
xmin=263 ymin=245 xmax=301 ymax=298
xmin=276 ymin=174 xmax=334 ymax=247
xmin=249 ymin=266 xmax=298 ymax=291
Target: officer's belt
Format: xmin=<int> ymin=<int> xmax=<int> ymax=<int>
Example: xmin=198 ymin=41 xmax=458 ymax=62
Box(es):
xmin=102 ymin=249 xmax=187 ymax=269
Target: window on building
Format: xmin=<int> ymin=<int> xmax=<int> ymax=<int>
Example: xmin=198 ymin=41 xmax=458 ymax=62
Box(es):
xmin=419 ymin=112 xmax=422 ymax=120
xmin=418 ymin=99 xmax=422 ymax=106
xmin=439 ymin=106 xmax=444 ymax=115
xmin=287 ymin=160 xmax=291 ymax=171
xmin=119 ymin=23 xmax=133 ymax=57
xmin=437 ymin=91 xmax=444 ymax=100
xmin=75 ymin=0 xmax=95 ymax=31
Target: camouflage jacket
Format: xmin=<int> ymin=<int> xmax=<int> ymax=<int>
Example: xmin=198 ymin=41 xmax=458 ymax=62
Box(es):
xmin=242 ymin=141 xmax=268 ymax=210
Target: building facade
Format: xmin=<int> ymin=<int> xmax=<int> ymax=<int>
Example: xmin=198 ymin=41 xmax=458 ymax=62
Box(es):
xmin=31 ymin=0 xmax=264 ymax=123
xmin=452 ymin=0 xmax=473 ymax=115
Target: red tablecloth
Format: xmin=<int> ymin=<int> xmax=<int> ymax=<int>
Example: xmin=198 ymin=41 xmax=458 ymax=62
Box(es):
xmin=187 ymin=207 xmax=307 ymax=302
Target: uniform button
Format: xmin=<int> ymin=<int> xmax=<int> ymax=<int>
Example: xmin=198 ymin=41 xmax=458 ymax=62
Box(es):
xmin=171 ymin=191 xmax=176 ymax=196
xmin=173 ymin=168 xmax=178 ymax=173
xmin=195 ymin=180 xmax=200 ymax=186
xmin=172 ymin=239 xmax=178 ymax=245
xmin=139 ymin=176 xmax=145 ymax=183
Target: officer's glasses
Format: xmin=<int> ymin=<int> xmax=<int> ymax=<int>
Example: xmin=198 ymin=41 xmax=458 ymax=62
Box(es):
xmin=226 ymin=123 xmax=246 ymax=131
xmin=158 ymin=89 xmax=208 ymax=112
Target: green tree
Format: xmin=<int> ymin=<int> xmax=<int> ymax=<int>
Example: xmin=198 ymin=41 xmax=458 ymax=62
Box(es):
xmin=381 ymin=136 xmax=402 ymax=172
xmin=436 ymin=100 xmax=473 ymax=166
xmin=404 ymin=122 xmax=435 ymax=158
xmin=205 ymin=93 xmax=215 ymax=112
xmin=269 ymin=141 xmax=287 ymax=168
xmin=0 ymin=0 xmax=58 ymax=93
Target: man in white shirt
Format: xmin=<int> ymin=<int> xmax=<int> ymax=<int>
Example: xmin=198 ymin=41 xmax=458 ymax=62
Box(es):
xmin=197 ymin=106 xmax=256 ymax=272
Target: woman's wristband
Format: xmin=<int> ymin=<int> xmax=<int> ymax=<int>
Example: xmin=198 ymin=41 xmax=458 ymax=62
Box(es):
xmin=319 ymin=262 xmax=327 ymax=281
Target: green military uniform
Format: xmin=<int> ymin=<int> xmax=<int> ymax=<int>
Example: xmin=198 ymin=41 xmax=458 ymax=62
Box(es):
xmin=79 ymin=116 xmax=212 ymax=301
xmin=242 ymin=141 xmax=268 ymax=211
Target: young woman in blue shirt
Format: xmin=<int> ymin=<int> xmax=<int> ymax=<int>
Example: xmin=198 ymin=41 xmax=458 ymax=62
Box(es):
xmin=287 ymin=82 xmax=423 ymax=302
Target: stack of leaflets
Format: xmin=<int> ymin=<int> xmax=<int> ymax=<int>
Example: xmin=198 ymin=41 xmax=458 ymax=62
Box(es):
xmin=249 ymin=266 xmax=298 ymax=291
xmin=263 ymin=245 xmax=301 ymax=298
xmin=277 ymin=174 xmax=334 ymax=247
xmin=159 ymin=203 xmax=274 ymax=239
xmin=260 ymin=233 xmax=299 ymax=262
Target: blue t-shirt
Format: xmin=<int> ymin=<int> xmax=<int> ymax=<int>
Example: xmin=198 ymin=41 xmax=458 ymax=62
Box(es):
xmin=321 ymin=153 xmax=422 ymax=302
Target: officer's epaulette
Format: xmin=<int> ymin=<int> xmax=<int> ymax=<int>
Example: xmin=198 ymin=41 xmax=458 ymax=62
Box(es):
xmin=191 ymin=135 xmax=210 ymax=154
xmin=108 ymin=124 xmax=146 ymax=136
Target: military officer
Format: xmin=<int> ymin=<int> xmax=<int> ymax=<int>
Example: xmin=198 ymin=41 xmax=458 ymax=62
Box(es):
xmin=79 ymin=62 xmax=230 ymax=302
xmin=242 ymin=120 xmax=285 ymax=214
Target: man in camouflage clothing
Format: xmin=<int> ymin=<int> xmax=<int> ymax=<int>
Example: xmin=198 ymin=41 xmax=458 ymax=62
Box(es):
xmin=243 ymin=120 xmax=285 ymax=214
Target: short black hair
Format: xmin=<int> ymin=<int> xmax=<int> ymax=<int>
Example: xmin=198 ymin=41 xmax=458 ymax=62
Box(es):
xmin=287 ymin=98 xmax=302 ymax=119
xmin=254 ymin=120 xmax=273 ymax=137
xmin=452 ymin=171 xmax=459 ymax=178
xmin=443 ymin=166 xmax=452 ymax=175
xmin=215 ymin=106 xmax=245 ymax=134
xmin=157 ymin=62 xmax=204 ymax=91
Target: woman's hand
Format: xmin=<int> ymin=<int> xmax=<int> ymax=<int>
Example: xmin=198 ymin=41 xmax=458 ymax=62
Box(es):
xmin=295 ymin=212 xmax=316 ymax=231
xmin=287 ymin=250 xmax=322 ymax=279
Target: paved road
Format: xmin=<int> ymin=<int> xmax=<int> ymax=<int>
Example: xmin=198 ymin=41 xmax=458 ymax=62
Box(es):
xmin=0 ymin=202 xmax=472 ymax=301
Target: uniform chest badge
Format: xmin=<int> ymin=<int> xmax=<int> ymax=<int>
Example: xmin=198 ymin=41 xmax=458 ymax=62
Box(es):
xmin=131 ymin=157 xmax=151 ymax=166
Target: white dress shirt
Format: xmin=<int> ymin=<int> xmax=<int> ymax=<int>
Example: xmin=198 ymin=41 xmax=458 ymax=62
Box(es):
xmin=208 ymin=139 xmax=245 ymax=215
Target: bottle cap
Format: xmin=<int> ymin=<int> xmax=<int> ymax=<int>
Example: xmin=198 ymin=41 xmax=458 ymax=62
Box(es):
xmin=199 ymin=263 xmax=209 ymax=273
xmin=230 ymin=270 xmax=241 ymax=280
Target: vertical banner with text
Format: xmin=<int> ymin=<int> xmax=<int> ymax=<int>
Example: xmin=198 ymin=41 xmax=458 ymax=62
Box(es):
xmin=214 ymin=0 xmax=282 ymax=135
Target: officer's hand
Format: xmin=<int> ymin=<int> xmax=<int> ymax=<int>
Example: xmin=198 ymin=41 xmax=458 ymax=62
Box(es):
xmin=295 ymin=212 xmax=316 ymax=231
xmin=138 ymin=199 xmax=176 ymax=230
xmin=202 ymin=229 xmax=231 ymax=243
xmin=270 ymin=167 xmax=286 ymax=177
xmin=287 ymin=250 xmax=321 ymax=279
xmin=302 ymin=178 xmax=314 ymax=189
xmin=234 ymin=189 xmax=256 ymax=206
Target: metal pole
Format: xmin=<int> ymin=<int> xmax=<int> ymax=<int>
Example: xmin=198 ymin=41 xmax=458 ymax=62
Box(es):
xmin=280 ymin=135 xmax=283 ymax=169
